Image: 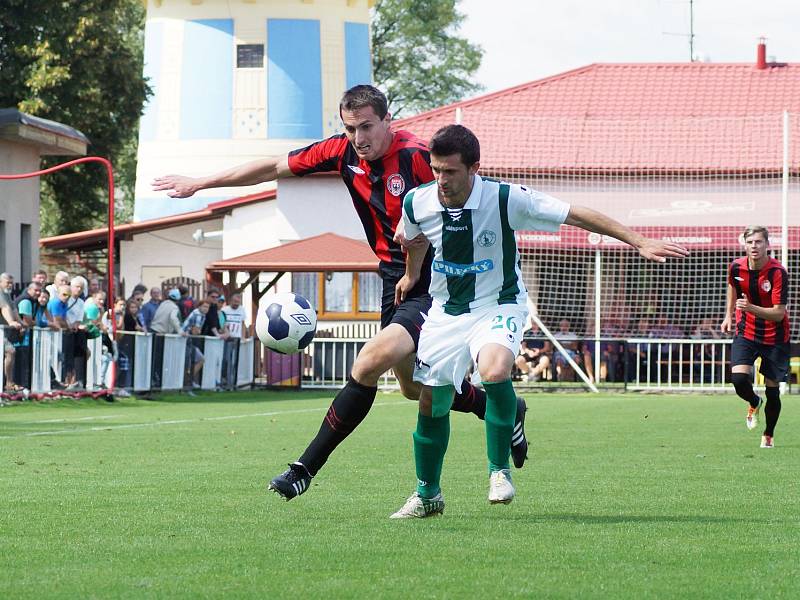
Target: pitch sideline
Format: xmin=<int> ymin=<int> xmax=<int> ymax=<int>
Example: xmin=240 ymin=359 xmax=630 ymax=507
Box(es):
xmin=0 ymin=400 xmax=411 ymax=439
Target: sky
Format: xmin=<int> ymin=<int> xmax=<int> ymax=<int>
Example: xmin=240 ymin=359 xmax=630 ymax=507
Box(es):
xmin=458 ymin=0 xmax=800 ymax=95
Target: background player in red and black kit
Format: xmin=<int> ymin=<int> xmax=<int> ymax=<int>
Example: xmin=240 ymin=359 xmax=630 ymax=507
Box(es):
xmin=153 ymin=85 xmax=528 ymax=499
xmin=721 ymin=226 xmax=789 ymax=449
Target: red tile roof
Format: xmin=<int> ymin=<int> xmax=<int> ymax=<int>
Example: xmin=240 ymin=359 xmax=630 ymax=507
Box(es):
xmin=40 ymin=189 xmax=276 ymax=250
xmin=207 ymin=233 xmax=378 ymax=272
xmin=395 ymin=63 xmax=800 ymax=173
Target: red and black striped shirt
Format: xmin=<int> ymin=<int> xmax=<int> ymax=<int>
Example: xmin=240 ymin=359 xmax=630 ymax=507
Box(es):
xmin=287 ymin=130 xmax=433 ymax=273
xmin=728 ymin=257 xmax=790 ymax=344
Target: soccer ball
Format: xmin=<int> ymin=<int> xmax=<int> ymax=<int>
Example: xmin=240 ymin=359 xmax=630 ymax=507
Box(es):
xmin=255 ymin=292 xmax=317 ymax=354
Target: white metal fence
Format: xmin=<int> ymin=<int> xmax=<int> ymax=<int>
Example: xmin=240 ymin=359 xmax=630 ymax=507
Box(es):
xmin=0 ymin=326 xmax=254 ymax=398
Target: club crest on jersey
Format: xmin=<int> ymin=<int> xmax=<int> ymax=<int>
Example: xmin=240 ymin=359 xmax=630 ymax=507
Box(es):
xmin=348 ymin=165 xmax=365 ymax=175
xmin=761 ymin=280 xmax=772 ymax=292
xmin=386 ymin=174 xmax=405 ymax=196
xmin=478 ymin=230 xmax=497 ymax=247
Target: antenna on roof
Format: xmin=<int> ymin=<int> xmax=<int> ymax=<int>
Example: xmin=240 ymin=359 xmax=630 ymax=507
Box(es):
xmin=661 ymin=0 xmax=697 ymax=62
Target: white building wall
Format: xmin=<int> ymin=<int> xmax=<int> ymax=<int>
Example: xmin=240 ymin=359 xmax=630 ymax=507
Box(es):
xmin=136 ymin=0 xmax=372 ymax=220
xmin=0 ymin=141 xmax=41 ymax=280
xmin=119 ymin=218 xmax=223 ymax=293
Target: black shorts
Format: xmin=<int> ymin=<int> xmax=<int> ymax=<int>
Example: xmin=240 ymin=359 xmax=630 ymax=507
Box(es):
xmin=731 ymin=336 xmax=790 ymax=382
xmin=380 ymin=272 xmax=432 ymax=351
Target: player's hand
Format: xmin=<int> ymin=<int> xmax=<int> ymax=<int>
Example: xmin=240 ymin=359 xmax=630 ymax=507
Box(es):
xmin=394 ymin=274 xmax=418 ymax=305
xmin=636 ymin=239 xmax=690 ymax=263
xmin=735 ymin=294 xmax=751 ymax=313
xmin=720 ymin=316 xmax=732 ymax=333
xmin=151 ymin=175 xmax=202 ymax=198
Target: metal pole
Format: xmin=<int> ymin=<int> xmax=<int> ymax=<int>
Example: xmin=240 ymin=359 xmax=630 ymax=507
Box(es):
xmin=782 ymin=110 xmax=790 ymax=266
xmin=594 ymin=248 xmax=601 ymax=381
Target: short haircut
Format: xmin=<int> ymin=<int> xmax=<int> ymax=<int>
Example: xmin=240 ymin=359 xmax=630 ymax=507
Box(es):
xmin=429 ymin=124 xmax=480 ymax=167
xmin=132 ymin=283 xmax=148 ymax=294
xmin=0 ymin=272 xmax=11 ymax=281
xmin=743 ymin=225 xmax=769 ymax=243
xmin=339 ymin=85 xmax=389 ymax=120
xmin=197 ymin=299 xmax=210 ymax=307
xmin=27 ymin=281 xmax=41 ymax=291
xmin=35 ymin=269 xmax=48 ymax=277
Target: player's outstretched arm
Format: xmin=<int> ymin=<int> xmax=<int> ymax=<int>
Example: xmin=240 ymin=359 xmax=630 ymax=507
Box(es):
xmin=565 ymin=205 xmax=690 ymax=263
xmin=151 ymin=156 xmax=294 ymax=198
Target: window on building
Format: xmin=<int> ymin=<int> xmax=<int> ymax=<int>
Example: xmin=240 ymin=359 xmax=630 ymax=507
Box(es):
xmin=357 ymin=272 xmax=381 ymax=312
xmin=291 ymin=271 xmax=380 ymax=319
xmin=20 ymin=223 xmax=31 ymax=281
xmin=324 ymin=272 xmax=352 ymax=313
xmin=292 ymin=272 xmax=319 ymax=307
xmin=237 ymin=44 xmax=264 ymax=68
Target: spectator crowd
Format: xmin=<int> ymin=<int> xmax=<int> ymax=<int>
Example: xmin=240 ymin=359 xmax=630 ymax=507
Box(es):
xmin=0 ymin=269 xmax=249 ymax=395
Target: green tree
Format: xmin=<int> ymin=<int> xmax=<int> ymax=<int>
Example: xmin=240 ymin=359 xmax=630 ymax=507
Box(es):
xmin=0 ymin=0 xmax=149 ymax=236
xmin=372 ymin=0 xmax=483 ymax=118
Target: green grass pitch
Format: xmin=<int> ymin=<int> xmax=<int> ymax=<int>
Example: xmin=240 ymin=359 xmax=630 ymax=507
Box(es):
xmin=1 ymin=391 xmax=798 ymax=598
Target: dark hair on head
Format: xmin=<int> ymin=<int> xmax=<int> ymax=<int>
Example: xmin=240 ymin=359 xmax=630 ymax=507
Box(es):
xmin=132 ymin=283 xmax=148 ymax=295
xmin=743 ymin=225 xmax=769 ymax=243
xmin=178 ymin=284 xmax=189 ymax=294
xmin=339 ymin=85 xmax=389 ymax=120
xmin=429 ymin=124 xmax=480 ymax=167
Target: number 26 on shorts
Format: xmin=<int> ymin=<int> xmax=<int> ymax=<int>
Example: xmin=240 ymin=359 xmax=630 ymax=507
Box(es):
xmin=490 ymin=315 xmax=518 ymax=332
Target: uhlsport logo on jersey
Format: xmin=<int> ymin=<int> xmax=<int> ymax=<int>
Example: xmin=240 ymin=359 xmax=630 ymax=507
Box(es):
xmin=386 ymin=174 xmax=405 ymax=196
xmin=477 ymin=229 xmax=496 ymax=247
xmin=433 ymin=258 xmax=494 ymax=277
xmin=347 ymin=165 xmax=365 ymax=175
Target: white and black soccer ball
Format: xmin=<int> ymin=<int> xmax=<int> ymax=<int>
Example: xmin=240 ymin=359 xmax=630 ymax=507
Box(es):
xmin=255 ymin=292 xmax=317 ymax=354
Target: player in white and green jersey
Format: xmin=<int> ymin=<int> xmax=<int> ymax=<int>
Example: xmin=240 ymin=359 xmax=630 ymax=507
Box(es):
xmin=389 ymin=125 xmax=689 ymax=518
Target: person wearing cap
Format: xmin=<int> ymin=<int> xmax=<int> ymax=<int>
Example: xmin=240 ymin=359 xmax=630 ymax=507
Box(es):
xmin=149 ymin=288 xmax=185 ymax=335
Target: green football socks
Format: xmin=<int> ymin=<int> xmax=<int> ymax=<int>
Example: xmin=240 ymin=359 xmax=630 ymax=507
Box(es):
xmin=483 ymin=379 xmax=516 ymax=472
xmin=413 ymin=388 xmax=452 ymax=499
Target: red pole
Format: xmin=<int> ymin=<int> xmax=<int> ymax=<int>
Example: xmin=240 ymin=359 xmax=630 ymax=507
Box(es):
xmin=0 ymin=156 xmax=117 ymax=393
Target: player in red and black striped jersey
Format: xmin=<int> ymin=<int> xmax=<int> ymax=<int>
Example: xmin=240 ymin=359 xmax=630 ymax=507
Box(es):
xmin=721 ymin=226 xmax=790 ymax=448
xmin=153 ymin=85 xmax=528 ymax=499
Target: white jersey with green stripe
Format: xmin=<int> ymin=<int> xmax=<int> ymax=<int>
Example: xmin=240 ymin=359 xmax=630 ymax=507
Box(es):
xmin=402 ymin=175 xmax=570 ymax=316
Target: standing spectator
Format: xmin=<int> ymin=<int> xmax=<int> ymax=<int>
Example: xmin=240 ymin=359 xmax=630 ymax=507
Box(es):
xmin=65 ymin=277 xmax=87 ymax=389
xmin=178 ymin=284 xmax=194 ymax=320
xmin=32 ymin=269 xmax=48 ymax=287
xmin=221 ymin=293 xmax=248 ymax=339
xmin=45 ymin=271 xmax=69 ymax=300
xmin=182 ymin=299 xmax=209 ymax=387
xmin=200 ymin=288 xmax=228 ymax=339
xmin=122 ymin=298 xmax=144 ymax=331
xmin=14 ymin=281 xmax=42 ymax=346
xmin=721 ymin=226 xmax=789 ymax=449
xmin=87 ymin=277 xmax=101 ymax=297
xmin=140 ymin=287 xmax=162 ymax=331
xmin=221 ymin=292 xmax=247 ymax=387
xmin=110 ymin=298 xmax=126 ymax=332
xmin=149 ymin=289 xmax=184 ymax=335
xmin=123 ymin=300 xmax=144 ymax=332
xmin=36 ymin=289 xmax=54 ymax=328
xmin=0 ymin=273 xmax=24 ymax=391
xmin=47 ymin=285 xmax=70 ymax=330
xmin=217 ymin=295 xmax=227 ymax=332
